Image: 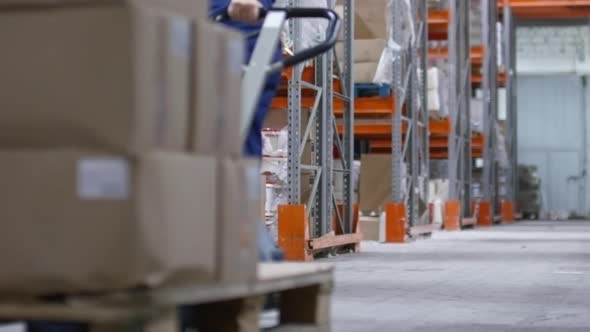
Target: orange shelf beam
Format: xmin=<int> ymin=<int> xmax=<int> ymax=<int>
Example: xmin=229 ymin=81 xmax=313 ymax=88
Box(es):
xmin=336 ymin=118 xmax=450 ymax=138
xmin=429 ymin=45 xmax=484 ymax=66
xmin=271 ymin=96 xmax=394 ymax=117
xmin=368 ymin=135 xmax=484 ymax=150
xmin=500 ymin=0 xmax=590 ymax=20
xmin=472 ymin=71 xmax=507 ymax=86
xmin=428 ymin=10 xmax=449 ymax=40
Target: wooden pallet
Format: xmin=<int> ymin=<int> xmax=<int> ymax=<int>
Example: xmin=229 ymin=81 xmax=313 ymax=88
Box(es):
xmin=0 ymin=263 xmax=333 ymax=332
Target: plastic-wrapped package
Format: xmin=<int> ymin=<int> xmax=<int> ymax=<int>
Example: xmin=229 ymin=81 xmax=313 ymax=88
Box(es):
xmin=373 ymin=0 xmax=415 ymax=85
xmin=275 ymin=0 xmax=329 ymax=51
xmin=261 ymin=128 xmax=290 ymax=233
xmin=261 ymin=128 xmax=289 ymax=185
xmin=426 ymin=59 xmax=449 ymax=118
xmin=470 ymin=97 xmax=484 ymax=133
xmin=495 ymin=124 xmax=509 ymax=169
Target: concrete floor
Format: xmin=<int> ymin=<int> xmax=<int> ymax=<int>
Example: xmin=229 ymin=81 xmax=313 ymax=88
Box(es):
xmin=329 ymin=220 xmax=590 ymax=332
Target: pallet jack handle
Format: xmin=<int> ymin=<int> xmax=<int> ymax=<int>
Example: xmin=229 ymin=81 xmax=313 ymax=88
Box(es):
xmin=212 ymin=7 xmax=341 ymax=72
xmin=211 ymin=5 xmax=341 ymax=148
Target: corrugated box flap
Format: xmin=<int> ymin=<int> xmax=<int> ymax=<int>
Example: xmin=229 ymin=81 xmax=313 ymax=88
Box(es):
xmin=0 ymin=0 xmax=121 ymax=9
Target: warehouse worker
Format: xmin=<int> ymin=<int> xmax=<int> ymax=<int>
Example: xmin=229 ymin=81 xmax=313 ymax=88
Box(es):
xmin=211 ymin=0 xmax=281 ymax=158
xmin=210 ymin=0 xmax=284 ymax=262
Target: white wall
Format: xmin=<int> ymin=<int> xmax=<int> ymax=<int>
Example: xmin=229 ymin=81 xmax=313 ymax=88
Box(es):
xmin=516 ymin=25 xmax=590 ymax=75
xmin=517 ymin=75 xmax=588 ymax=216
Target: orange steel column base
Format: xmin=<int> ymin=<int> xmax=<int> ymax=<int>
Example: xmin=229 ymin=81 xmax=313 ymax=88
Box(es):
xmin=502 ymin=201 xmax=515 ymax=223
xmin=477 ymin=201 xmax=493 ymax=227
xmin=384 ymin=203 xmax=406 ymax=243
xmin=277 ymin=204 xmax=312 ymax=262
xmin=444 ymin=200 xmax=461 ymax=231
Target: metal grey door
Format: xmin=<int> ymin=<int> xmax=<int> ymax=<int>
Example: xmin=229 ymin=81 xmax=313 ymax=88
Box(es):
xmin=517 ymin=75 xmax=588 ymax=218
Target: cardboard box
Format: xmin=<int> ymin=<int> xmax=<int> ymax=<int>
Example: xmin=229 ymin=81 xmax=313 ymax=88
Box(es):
xmin=0 ymin=149 xmax=218 ymax=295
xmin=337 ymin=0 xmax=388 ymax=39
xmin=217 ymin=158 xmax=261 ymax=282
xmin=354 ymin=62 xmax=380 ymax=83
xmin=359 ymin=154 xmax=392 ymax=213
xmin=193 ymin=21 xmax=243 ymax=156
xmin=335 ymin=39 xmax=386 ymax=63
xmin=0 ymin=0 xmax=205 ymax=154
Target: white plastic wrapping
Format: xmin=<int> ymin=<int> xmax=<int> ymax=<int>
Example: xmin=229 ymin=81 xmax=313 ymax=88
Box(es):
xmin=274 ymin=0 xmax=329 ymax=51
xmin=470 ymin=97 xmax=484 ymax=133
xmin=373 ymin=0 xmax=415 ymax=85
xmin=495 ymin=124 xmax=509 ymax=169
xmin=427 ymin=59 xmax=450 ymax=118
xmin=261 ymin=128 xmax=290 ymax=224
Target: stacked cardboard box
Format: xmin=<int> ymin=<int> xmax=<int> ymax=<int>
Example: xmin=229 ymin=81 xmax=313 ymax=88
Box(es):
xmin=335 ymin=0 xmax=388 ymax=83
xmin=0 ymin=0 xmax=259 ymax=295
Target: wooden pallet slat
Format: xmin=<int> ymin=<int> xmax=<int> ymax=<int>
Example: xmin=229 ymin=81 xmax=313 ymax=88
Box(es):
xmin=0 ymin=263 xmax=334 ymax=332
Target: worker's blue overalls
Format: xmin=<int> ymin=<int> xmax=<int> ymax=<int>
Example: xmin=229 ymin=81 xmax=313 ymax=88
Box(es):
xmin=15 ymin=1 xmax=283 ymax=330
xmin=211 ymin=0 xmax=282 ymax=158
xmin=209 ymin=0 xmax=284 ymax=262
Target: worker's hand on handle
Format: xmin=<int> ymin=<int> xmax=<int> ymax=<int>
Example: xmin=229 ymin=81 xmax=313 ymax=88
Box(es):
xmin=228 ymin=0 xmax=263 ymax=23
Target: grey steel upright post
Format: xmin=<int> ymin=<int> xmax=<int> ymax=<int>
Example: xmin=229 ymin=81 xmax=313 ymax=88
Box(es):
xmin=409 ymin=0 xmax=429 ymax=227
xmin=408 ymin=0 xmax=420 ymax=227
xmin=419 ymin=0 xmax=430 ymax=222
xmin=461 ymin=0 xmax=472 ymax=218
xmin=287 ymin=0 xmax=302 ymax=206
xmin=448 ymin=0 xmax=471 ymax=217
xmin=313 ymin=22 xmax=334 ymax=238
xmin=341 ymin=0 xmax=355 ymax=234
xmin=503 ymin=2 xmax=518 ymax=206
xmin=391 ymin=0 xmax=406 ymax=210
xmin=482 ymin=0 xmax=498 ymax=214
xmin=391 ymin=0 xmax=429 ymax=227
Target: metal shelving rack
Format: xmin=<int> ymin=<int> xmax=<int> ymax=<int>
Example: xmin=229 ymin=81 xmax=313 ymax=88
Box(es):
xmin=447 ymin=0 xmax=472 ymax=220
xmin=481 ymin=0 xmax=499 ymax=217
xmin=503 ymin=1 xmax=518 ymax=215
xmin=285 ymin=0 xmax=356 ymax=247
xmin=390 ymin=0 xmax=429 ymax=229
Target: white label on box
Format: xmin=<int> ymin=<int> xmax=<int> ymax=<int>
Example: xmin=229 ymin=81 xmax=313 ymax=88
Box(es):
xmin=78 ymin=159 xmax=130 ymax=200
xmin=0 ymin=323 xmax=26 ymax=332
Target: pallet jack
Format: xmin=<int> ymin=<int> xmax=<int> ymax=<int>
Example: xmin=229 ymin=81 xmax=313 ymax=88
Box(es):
xmin=212 ymin=6 xmax=341 ymax=262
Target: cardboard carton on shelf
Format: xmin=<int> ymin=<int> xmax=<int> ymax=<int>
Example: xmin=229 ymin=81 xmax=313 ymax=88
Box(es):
xmin=0 ymin=0 xmax=211 ymax=154
xmin=335 ymin=39 xmax=386 ymax=63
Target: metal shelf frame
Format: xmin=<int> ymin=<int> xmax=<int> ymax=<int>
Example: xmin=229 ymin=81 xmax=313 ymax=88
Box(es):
xmin=286 ymin=0 xmax=355 ymax=239
xmin=390 ymin=0 xmax=430 ymax=228
xmin=447 ymin=0 xmax=472 ymax=217
xmin=503 ymin=1 xmax=518 ymax=209
xmin=482 ymin=0 xmax=499 ymax=214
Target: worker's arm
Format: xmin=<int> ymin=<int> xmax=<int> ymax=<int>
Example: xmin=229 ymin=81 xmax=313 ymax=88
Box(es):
xmin=210 ymin=0 xmax=275 ymax=23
